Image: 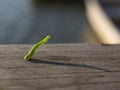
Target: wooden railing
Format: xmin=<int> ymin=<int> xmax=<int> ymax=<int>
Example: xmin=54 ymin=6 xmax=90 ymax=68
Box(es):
xmin=0 ymin=44 xmax=120 ymax=90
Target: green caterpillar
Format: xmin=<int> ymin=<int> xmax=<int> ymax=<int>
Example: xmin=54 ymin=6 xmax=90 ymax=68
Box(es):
xmin=24 ymin=35 xmax=51 ymax=60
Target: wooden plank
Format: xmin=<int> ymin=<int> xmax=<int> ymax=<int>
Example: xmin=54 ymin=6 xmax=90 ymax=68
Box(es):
xmin=0 ymin=44 xmax=120 ymax=90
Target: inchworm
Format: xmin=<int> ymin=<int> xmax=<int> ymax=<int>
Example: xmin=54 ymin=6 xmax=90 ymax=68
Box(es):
xmin=24 ymin=35 xmax=51 ymax=60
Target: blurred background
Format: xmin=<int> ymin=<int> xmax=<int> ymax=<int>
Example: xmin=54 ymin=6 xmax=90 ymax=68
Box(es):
xmin=0 ymin=0 xmax=120 ymax=44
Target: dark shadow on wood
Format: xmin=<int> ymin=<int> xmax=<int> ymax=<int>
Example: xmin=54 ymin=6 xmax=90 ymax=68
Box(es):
xmin=101 ymin=43 xmax=120 ymax=46
xmin=29 ymin=59 xmax=111 ymax=72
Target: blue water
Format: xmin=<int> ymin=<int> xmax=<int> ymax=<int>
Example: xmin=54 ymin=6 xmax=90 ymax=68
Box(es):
xmin=0 ymin=0 xmax=88 ymax=44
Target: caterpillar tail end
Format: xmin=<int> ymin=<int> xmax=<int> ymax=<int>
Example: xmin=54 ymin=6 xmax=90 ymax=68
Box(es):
xmin=24 ymin=55 xmax=31 ymax=60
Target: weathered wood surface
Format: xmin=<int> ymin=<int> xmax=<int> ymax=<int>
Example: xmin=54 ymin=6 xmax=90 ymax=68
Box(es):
xmin=0 ymin=44 xmax=120 ymax=90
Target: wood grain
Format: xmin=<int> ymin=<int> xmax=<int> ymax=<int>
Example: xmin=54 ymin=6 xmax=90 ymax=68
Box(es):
xmin=0 ymin=44 xmax=120 ymax=90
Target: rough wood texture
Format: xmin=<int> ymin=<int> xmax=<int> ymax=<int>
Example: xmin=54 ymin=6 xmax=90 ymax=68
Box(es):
xmin=0 ymin=44 xmax=120 ymax=90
